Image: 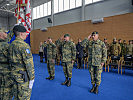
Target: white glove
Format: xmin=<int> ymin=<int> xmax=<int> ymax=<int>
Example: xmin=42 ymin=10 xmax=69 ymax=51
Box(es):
xmin=29 ymin=80 xmax=34 ymax=89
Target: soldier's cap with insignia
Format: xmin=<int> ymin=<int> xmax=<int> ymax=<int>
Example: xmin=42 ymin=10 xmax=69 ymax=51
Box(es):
xmin=64 ymin=34 xmax=70 ymax=37
xmin=92 ymin=31 xmax=98 ymax=35
xmin=0 ymin=28 xmax=8 ymax=33
xmin=123 ymin=40 xmax=126 ymax=42
xmin=13 ymin=25 xmax=26 ymax=33
xmin=113 ymin=37 xmax=117 ymax=40
xmin=48 ymin=37 xmax=52 ymax=39
xmin=118 ymin=39 xmax=121 ymax=41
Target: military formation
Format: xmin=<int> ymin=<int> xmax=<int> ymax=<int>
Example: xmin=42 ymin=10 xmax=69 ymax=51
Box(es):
xmin=0 ymin=25 xmax=35 ymax=100
xmin=39 ymin=31 xmax=132 ymax=94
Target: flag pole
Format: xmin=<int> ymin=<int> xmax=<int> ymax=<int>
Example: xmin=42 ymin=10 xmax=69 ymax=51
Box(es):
xmin=17 ymin=0 xmax=20 ymax=23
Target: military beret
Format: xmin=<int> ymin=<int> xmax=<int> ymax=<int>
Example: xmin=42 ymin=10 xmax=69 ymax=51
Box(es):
xmin=104 ymin=38 xmax=107 ymax=40
xmin=0 ymin=28 xmax=8 ymax=33
xmin=64 ymin=34 xmax=70 ymax=37
xmin=113 ymin=37 xmax=117 ymax=40
xmin=48 ymin=37 xmax=51 ymax=39
xmin=123 ymin=40 xmax=126 ymax=42
xmin=118 ymin=39 xmax=121 ymax=41
xmin=92 ymin=31 xmax=98 ymax=35
xmin=13 ymin=25 xmax=26 ymax=33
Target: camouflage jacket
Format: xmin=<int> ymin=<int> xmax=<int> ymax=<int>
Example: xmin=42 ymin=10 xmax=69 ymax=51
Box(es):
xmin=61 ymin=41 xmax=76 ymax=62
xmin=0 ymin=39 xmax=10 ymax=72
xmin=127 ymin=44 xmax=133 ymax=55
xmin=104 ymin=42 xmax=110 ymax=55
xmin=110 ymin=42 xmax=121 ymax=56
xmin=82 ymin=38 xmax=107 ymax=66
xmin=47 ymin=42 xmax=56 ymax=60
xmin=122 ymin=43 xmax=127 ymax=56
xmin=55 ymin=39 xmax=62 ymax=54
xmin=8 ymin=37 xmax=35 ymax=81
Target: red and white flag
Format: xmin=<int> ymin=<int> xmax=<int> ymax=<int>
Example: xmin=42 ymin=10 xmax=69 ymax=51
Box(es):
xmin=15 ymin=0 xmax=31 ymax=35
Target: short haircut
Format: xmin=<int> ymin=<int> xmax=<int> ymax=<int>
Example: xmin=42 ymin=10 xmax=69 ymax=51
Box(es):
xmin=14 ymin=31 xmax=20 ymax=37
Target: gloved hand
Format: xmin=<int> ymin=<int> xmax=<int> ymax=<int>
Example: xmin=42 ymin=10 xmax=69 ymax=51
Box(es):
xmin=29 ymin=80 xmax=34 ymax=89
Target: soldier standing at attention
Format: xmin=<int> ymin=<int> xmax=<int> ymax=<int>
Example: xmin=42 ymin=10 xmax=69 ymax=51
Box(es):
xmin=43 ymin=40 xmax=47 ymax=63
xmin=82 ymin=31 xmax=107 ymax=94
xmin=61 ymin=34 xmax=76 ymax=87
xmin=127 ymin=40 xmax=133 ymax=55
xmin=76 ymin=38 xmax=84 ymax=69
xmin=104 ymin=38 xmax=110 ymax=56
xmin=39 ymin=42 xmax=44 ymax=63
xmin=118 ymin=39 xmax=123 ymax=56
xmin=55 ymin=37 xmax=63 ymax=65
xmin=8 ymin=25 xmax=35 ymax=100
xmin=0 ymin=28 xmax=13 ymax=100
xmin=122 ymin=40 xmax=127 ymax=56
xmin=46 ymin=37 xmax=56 ymax=80
xmin=110 ymin=38 xmax=121 ymax=56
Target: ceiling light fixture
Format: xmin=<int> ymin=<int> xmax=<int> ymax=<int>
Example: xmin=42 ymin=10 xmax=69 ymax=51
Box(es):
xmin=6 ymin=3 xmax=10 ymax=6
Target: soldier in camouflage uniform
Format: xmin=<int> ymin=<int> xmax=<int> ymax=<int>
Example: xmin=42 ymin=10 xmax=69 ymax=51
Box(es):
xmin=122 ymin=40 xmax=127 ymax=56
xmin=61 ymin=34 xmax=76 ymax=87
xmin=110 ymin=38 xmax=121 ymax=56
xmin=127 ymin=40 xmax=133 ymax=55
xmin=0 ymin=28 xmax=14 ymax=100
xmin=118 ymin=39 xmax=123 ymax=56
xmin=46 ymin=37 xmax=56 ymax=80
xmin=8 ymin=25 xmax=35 ymax=100
xmin=82 ymin=31 xmax=107 ymax=94
xmin=104 ymin=38 xmax=110 ymax=56
xmin=55 ymin=37 xmax=62 ymax=65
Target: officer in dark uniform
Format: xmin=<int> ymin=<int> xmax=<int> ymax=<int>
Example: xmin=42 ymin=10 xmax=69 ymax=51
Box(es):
xmin=76 ymin=38 xmax=84 ymax=69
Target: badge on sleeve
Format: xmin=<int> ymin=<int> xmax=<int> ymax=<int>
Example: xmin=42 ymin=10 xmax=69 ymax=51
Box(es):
xmin=26 ymin=49 xmax=30 ymax=54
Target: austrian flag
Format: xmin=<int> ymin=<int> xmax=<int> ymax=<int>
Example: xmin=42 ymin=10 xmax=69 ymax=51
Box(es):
xmin=15 ymin=0 xmax=31 ymax=35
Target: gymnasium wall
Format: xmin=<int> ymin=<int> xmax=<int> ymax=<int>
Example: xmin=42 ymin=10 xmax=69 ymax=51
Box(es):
xmin=33 ymin=0 xmax=133 ymax=30
xmin=30 ymin=13 xmax=133 ymax=54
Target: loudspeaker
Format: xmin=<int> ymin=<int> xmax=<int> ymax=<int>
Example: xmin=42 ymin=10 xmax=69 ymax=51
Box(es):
xmin=48 ymin=18 xmax=52 ymax=23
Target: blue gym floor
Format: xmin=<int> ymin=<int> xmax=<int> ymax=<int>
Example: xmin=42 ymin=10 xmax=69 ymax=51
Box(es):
xmin=30 ymin=54 xmax=133 ymax=100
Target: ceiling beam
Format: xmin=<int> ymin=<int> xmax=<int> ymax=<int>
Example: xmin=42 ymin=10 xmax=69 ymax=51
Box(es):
xmin=0 ymin=8 xmax=15 ymax=13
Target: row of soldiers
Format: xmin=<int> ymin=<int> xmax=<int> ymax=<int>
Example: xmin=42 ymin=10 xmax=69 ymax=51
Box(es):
xmin=40 ymin=31 xmax=107 ymax=94
xmin=0 ymin=25 xmax=35 ymax=100
xmin=39 ymin=37 xmax=132 ymax=69
xmin=104 ymin=38 xmax=132 ymax=57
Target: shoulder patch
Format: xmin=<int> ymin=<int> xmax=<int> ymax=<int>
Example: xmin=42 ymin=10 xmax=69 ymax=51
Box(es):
xmin=26 ymin=49 xmax=30 ymax=54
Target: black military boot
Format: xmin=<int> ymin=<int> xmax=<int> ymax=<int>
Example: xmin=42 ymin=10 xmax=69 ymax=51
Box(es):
xmin=50 ymin=76 xmax=55 ymax=80
xmin=66 ymin=78 xmax=71 ymax=87
xmin=94 ymin=85 xmax=99 ymax=94
xmin=61 ymin=77 xmax=68 ymax=85
xmin=90 ymin=85 xmax=95 ymax=93
xmin=46 ymin=76 xmax=51 ymax=80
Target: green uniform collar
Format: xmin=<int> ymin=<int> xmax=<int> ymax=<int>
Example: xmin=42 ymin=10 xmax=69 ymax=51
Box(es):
xmin=15 ymin=37 xmax=24 ymax=41
xmin=93 ymin=39 xmax=100 ymax=43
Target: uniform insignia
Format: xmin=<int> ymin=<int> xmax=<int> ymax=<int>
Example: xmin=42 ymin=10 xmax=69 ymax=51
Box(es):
xmin=26 ymin=49 xmax=30 ymax=54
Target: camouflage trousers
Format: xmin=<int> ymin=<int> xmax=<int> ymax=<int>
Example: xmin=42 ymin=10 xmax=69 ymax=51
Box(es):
xmin=47 ymin=60 xmax=55 ymax=77
xmin=12 ymin=80 xmax=32 ymax=100
xmin=62 ymin=62 xmax=73 ymax=78
xmin=0 ymin=72 xmax=13 ymax=100
xmin=89 ymin=65 xmax=103 ymax=86
xmin=56 ymin=53 xmax=61 ymax=65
